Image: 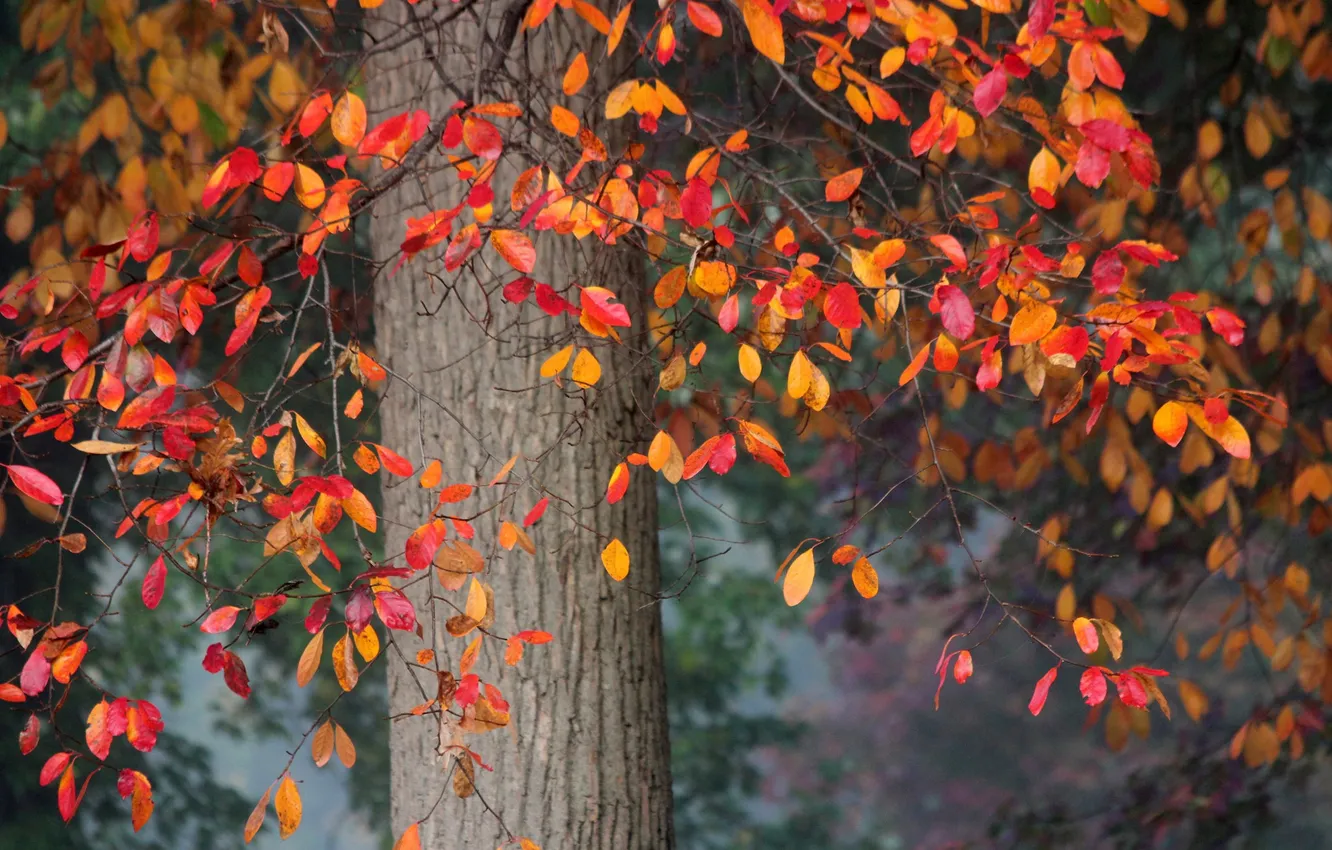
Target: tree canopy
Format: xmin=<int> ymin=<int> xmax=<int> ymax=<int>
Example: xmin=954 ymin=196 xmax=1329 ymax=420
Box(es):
xmin=2 ymin=0 xmax=1331 ymax=845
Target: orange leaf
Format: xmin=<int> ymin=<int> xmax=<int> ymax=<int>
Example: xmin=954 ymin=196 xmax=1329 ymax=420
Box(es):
xmin=899 ymin=341 xmax=931 ymax=386
xmin=394 ymin=824 xmax=422 ymax=850
xmin=741 ymin=0 xmax=785 ymax=63
xmin=825 ymin=167 xmax=863 ymax=202
xmin=1008 ymin=302 xmax=1057 ymax=346
xmin=331 ymin=93 xmax=367 ymax=147
xmin=419 ymin=460 xmax=443 ymax=488
xmin=1152 ymin=401 xmax=1187 ymax=447
xmin=275 ymin=774 xmax=301 ymax=839
xmin=490 ymin=229 xmax=536 ymax=273
xmin=243 ymin=788 xmax=270 ymax=844
xmin=563 ymin=53 xmax=589 ymax=95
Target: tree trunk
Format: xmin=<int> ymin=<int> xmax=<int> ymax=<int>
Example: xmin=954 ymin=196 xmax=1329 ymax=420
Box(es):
xmin=366 ymin=4 xmax=674 ymax=849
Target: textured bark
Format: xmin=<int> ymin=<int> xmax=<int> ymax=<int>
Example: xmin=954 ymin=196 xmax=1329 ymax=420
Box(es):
xmin=366 ymin=4 xmax=674 ymax=850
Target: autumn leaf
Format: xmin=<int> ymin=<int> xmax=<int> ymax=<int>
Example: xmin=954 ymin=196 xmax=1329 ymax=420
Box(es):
xmin=1072 ymin=617 xmax=1099 ymax=654
xmin=331 ymin=93 xmax=367 ymax=147
xmin=491 ymin=230 xmax=536 ymax=273
xmin=1028 ymin=665 xmax=1059 ymax=716
xmin=6 ymin=465 xmax=62 ymax=506
xmin=783 ymin=548 xmax=815 ymax=606
xmin=601 ymin=538 xmax=629 ymax=581
xmin=741 ymin=0 xmax=785 ymax=64
xmin=1152 ymin=400 xmax=1188 ymax=447
xmin=825 ymin=168 xmax=863 ymax=202
xmin=275 ymin=774 xmax=302 ymax=839
xmin=1008 ymin=302 xmax=1056 ymax=346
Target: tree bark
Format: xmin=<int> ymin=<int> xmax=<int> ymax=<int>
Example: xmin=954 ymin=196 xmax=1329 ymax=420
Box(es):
xmin=366 ymin=4 xmax=674 ymax=849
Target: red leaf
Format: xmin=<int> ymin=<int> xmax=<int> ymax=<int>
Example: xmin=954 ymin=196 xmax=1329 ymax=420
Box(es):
xmin=718 ymin=294 xmax=739 ymax=333
xmin=680 ymin=178 xmax=713 ymax=229
xmin=1080 ymin=118 xmax=1130 ymax=152
xmin=936 ymin=284 xmax=975 ymax=340
xmin=377 ymin=444 xmax=416 ymax=476
xmin=972 ymin=68 xmax=1007 ymax=118
xmin=20 ymin=650 xmax=51 ymax=696
xmin=1091 ymin=250 xmax=1125 ymax=294
xmin=306 ymin=596 xmax=332 ymax=634
xmin=374 ymin=589 xmax=417 ymax=631
xmin=952 ymin=650 xmax=973 ymax=683
xmin=709 ymin=433 xmax=737 ymax=475
xmin=223 ymin=651 xmax=251 ymax=698
xmin=1206 ymin=307 xmax=1246 ymax=345
xmin=1028 ymin=665 xmax=1059 ymax=716
xmin=126 ymin=212 xmax=159 ymax=263
xmin=19 ymin=713 xmax=39 ymax=754
xmin=1114 ymin=672 xmax=1148 ymax=708
xmin=1028 ymin=0 xmax=1054 ymax=39
xmin=823 ymin=282 xmax=862 ymax=330
xmin=199 ymin=606 xmax=241 ymax=634
xmin=523 ymin=497 xmax=549 ymax=527
xmin=40 ymin=752 xmax=72 ymax=786
xmin=580 ymin=286 xmax=633 ymax=327
xmin=1080 ymin=667 xmax=1108 ymax=706
xmin=7 ymin=465 xmax=63 ymax=506
xmin=1075 ymin=141 xmax=1110 ymax=188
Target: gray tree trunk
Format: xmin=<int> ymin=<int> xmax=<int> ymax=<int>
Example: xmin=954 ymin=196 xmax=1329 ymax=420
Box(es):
xmin=366 ymin=3 xmax=674 ymax=849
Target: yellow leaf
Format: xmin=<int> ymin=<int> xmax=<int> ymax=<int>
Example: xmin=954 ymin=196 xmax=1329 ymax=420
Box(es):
xmin=540 ymin=345 xmax=573 ymax=378
xmin=1055 ymin=583 xmax=1076 ymax=622
xmin=72 ymin=439 xmax=142 ymax=454
xmin=268 ymin=61 xmax=305 ymax=114
xmin=274 ymin=430 xmax=296 ymax=486
xmin=465 ymin=577 xmax=488 ymax=621
xmin=572 ymin=349 xmax=601 ymax=388
xmin=601 ymin=538 xmax=630 ymax=581
xmin=294 ymin=413 xmax=326 ymax=458
xmin=1028 ymin=146 xmax=1060 ymax=197
xmin=850 ymin=247 xmax=885 ymax=288
xmin=353 ymin=624 xmax=379 ymax=663
xmin=296 ymin=629 xmax=323 ymax=687
xmin=1095 ymin=618 xmax=1124 ymax=660
xmin=742 ymin=0 xmax=785 ymax=64
xmin=275 ymin=774 xmax=302 ymax=840
xmin=294 ymin=163 xmax=325 ymax=210
xmin=787 ymin=349 xmax=812 ymax=398
xmin=605 ymin=80 xmax=636 ymax=119
xmin=659 ymin=354 xmax=686 ymax=390
xmin=739 ymin=344 xmax=762 ymax=382
xmin=783 ymin=548 xmax=815 ymax=606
